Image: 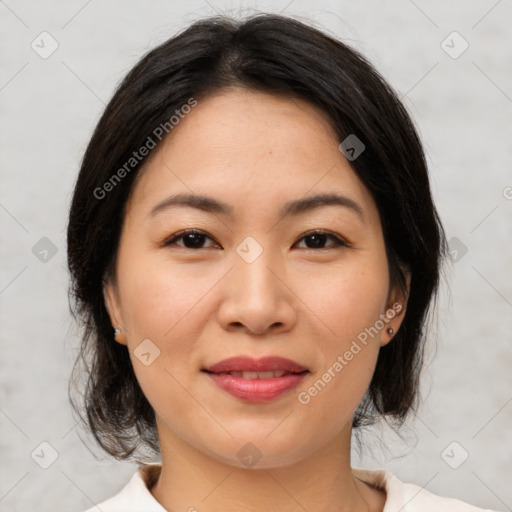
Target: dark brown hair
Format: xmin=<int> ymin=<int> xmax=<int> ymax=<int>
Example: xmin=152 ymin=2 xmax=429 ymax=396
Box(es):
xmin=67 ymin=13 xmax=447 ymax=462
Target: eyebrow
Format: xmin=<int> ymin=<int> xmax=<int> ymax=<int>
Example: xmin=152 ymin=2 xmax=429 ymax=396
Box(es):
xmin=148 ymin=192 xmax=364 ymax=221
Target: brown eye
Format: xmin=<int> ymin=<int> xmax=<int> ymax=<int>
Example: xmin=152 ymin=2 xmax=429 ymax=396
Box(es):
xmin=294 ymin=230 xmax=349 ymax=250
xmin=163 ymin=230 xmax=220 ymax=249
xmin=163 ymin=229 xmax=349 ymax=251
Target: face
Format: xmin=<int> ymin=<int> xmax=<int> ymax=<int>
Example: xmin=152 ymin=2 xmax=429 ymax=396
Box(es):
xmin=104 ymin=87 xmax=408 ymax=468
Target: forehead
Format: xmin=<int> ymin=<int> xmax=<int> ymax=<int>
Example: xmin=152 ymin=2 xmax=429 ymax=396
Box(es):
xmin=125 ymin=87 xmax=378 ymax=224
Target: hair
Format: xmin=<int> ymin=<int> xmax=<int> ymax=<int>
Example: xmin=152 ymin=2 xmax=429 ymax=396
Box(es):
xmin=67 ymin=12 xmax=448 ymax=462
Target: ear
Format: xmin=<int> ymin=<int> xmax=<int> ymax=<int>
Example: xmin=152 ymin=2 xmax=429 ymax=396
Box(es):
xmin=103 ymin=278 xmax=127 ymax=346
xmin=380 ymin=267 xmax=411 ymax=347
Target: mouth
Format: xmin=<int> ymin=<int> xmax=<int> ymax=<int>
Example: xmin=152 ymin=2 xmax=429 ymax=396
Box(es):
xmin=203 ymin=369 xmax=306 ymax=379
xmin=202 ymin=356 xmax=309 ymax=402
xmin=202 ymin=355 xmax=308 ymax=374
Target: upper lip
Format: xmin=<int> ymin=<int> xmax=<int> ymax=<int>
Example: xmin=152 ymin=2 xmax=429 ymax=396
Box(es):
xmin=203 ymin=356 xmax=308 ymax=374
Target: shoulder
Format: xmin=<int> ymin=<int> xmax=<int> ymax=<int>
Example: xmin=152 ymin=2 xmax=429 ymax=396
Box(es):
xmin=80 ymin=464 xmax=165 ymax=512
xmin=352 ymin=468 xmax=499 ymax=512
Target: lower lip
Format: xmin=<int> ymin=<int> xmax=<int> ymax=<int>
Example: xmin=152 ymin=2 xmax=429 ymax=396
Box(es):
xmin=205 ymin=372 xmax=308 ymax=403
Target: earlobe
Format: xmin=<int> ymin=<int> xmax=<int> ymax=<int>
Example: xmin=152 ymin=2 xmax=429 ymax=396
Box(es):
xmin=380 ymin=307 xmax=403 ymax=347
xmin=381 ymin=269 xmax=411 ymax=347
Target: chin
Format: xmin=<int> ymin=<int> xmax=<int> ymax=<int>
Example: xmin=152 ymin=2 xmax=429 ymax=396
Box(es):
xmin=194 ymin=428 xmax=319 ymax=470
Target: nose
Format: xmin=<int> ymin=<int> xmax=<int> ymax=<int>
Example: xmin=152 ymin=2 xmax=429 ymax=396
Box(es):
xmin=217 ymin=248 xmax=298 ymax=336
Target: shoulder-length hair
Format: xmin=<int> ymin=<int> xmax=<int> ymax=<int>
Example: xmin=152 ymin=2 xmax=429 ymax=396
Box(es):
xmin=67 ymin=13 xmax=447 ymax=462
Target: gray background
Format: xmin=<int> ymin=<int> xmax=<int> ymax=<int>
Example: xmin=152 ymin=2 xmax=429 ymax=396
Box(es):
xmin=1 ymin=0 xmax=511 ymax=511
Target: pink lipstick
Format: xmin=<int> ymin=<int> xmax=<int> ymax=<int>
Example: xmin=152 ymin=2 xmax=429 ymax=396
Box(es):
xmin=202 ymin=356 xmax=308 ymax=403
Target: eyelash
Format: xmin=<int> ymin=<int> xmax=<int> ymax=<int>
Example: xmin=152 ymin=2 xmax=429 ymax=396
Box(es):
xmin=161 ymin=229 xmax=351 ymax=251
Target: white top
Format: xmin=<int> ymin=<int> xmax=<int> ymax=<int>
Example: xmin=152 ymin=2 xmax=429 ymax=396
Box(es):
xmin=82 ymin=463 xmax=498 ymax=512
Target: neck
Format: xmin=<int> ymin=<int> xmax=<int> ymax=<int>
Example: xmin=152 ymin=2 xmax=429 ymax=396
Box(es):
xmin=150 ymin=421 xmax=385 ymax=512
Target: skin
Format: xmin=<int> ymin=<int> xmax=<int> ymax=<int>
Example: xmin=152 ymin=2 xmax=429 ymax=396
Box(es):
xmin=104 ymin=87 xmax=409 ymax=512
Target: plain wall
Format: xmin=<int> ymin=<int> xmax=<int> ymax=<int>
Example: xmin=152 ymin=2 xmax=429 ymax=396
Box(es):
xmin=0 ymin=0 xmax=511 ymax=511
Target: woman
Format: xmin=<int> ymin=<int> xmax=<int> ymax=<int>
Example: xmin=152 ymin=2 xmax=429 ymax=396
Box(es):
xmin=67 ymin=13 xmax=497 ymax=512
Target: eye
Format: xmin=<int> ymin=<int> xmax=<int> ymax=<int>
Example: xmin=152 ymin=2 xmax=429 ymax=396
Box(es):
xmin=294 ymin=230 xmax=350 ymax=250
xmin=162 ymin=229 xmax=350 ymax=251
xmin=162 ymin=229 xmax=220 ymax=249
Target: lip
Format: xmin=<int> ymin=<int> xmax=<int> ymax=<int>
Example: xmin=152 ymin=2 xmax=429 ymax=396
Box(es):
xmin=205 ymin=372 xmax=308 ymax=403
xmin=202 ymin=356 xmax=309 ymax=403
xmin=203 ymin=356 xmax=308 ymax=373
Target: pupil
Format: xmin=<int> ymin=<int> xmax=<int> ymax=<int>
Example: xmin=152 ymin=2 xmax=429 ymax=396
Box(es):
xmin=184 ymin=233 xmax=204 ymax=248
xmin=307 ymin=234 xmax=326 ymax=248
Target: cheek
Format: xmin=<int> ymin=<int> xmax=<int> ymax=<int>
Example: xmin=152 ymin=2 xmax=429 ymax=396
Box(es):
xmin=115 ymin=247 xmax=224 ymax=403
xmin=117 ymin=247 xmax=219 ymax=341
xmin=293 ymin=256 xmax=389 ymax=415
xmin=307 ymin=258 xmax=390 ymax=343
xmin=118 ymin=262 xmax=218 ymax=428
